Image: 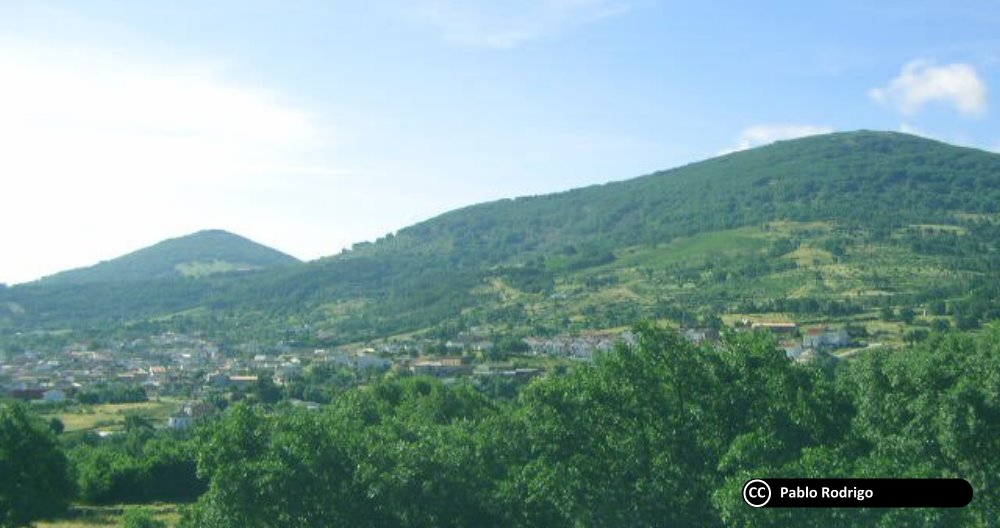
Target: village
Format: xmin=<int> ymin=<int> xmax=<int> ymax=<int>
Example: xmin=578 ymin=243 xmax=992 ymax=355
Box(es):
xmin=1 ymin=321 xmax=856 ymax=430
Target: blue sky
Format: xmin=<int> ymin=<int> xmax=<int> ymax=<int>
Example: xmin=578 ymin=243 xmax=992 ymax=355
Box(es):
xmin=1 ymin=0 xmax=997 ymax=283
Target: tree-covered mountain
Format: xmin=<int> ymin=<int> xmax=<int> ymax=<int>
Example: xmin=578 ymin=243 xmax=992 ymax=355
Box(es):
xmin=2 ymin=131 xmax=998 ymax=343
xmin=382 ymin=129 xmax=997 ymax=261
xmin=35 ymin=229 xmax=301 ymax=286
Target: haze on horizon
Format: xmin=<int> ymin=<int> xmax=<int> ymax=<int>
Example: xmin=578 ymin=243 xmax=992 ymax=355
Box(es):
xmin=1 ymin=0 xmax=997 ymax=285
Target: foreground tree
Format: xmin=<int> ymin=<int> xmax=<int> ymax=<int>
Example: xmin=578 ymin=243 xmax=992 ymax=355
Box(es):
xmin=181 ymin=323 xmax=1000 ymax=527
xmin=0 ymin=401 xmax=75 ymax=527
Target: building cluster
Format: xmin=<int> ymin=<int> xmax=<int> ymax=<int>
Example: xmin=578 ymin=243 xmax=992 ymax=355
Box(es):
xmin=0 ymin=328 xmax=546 ymax=407
xmin=524 ymin=331 xmax=636 ymax=361
xmin=750 ymin=322 xmax=852 ymax=360
xmin=1 ymin=333 xmax=226 ymax=401
xmin=1 ymin=322 xmax=850 ymax=418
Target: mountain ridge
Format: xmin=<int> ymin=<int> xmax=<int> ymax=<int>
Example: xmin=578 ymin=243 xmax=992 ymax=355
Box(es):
xmin=3 ymin=130 xmax=998 ymax=344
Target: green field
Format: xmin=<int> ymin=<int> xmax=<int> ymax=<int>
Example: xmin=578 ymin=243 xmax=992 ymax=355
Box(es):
xmin=35 ymin=504 xmax=181 ymax=528
xmin=617 ymin=227 xmax=769 ymax=268
xmin=43 ymin=400 xmax=177 ymax=433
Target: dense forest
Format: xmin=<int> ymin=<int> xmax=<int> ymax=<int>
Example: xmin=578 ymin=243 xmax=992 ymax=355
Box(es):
xmin=3 ymin=323 xmax=998 ymax=527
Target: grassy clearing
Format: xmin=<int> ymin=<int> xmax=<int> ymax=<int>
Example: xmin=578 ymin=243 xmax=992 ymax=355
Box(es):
xmin=951 ymin=211 xmax=996 ymax=223
xmin=152 ymin=306 xmax=209 ymax=322
xmin=765 ymin=220 xmax=832 ymax=233
xmin=784 ymin=245 xmax=834 ymax=267
xmin=725 ymin=313 xmax=797 ymax=324
xmin=618 ymin=227 xmax=767 ymax=268
xmin=35 ymin=503 xmax=182 ymax=528
xmin=321 ymin=298 xmax=370 ymax=319
xmin=906 ymin=223 xmax=969 ymax=235
xmin=175 ymin=259 xmax=257 ymax=277
xmin=44 ymin=400 xmax=176 ymax=433
xmin=487 ymin=277 xmax=533 ymax=302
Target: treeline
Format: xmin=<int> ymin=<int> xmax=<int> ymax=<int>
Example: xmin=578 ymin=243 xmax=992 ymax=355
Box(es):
xmin=76 ymin=383 xmax=148 ymax=405
xmin=179 ymin=323 xmax=998 ymax=527
xmin=736 ymin=297 xmax=865 ymax=317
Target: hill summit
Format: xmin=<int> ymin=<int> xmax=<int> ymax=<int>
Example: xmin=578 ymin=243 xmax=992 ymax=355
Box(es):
xmin=37 ymin=229 xmax=300 ymax=285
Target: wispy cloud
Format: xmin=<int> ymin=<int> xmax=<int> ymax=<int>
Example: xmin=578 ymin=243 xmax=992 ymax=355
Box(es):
xmin=719 ymin=124 xmax=835 ymax=155
xmin=869 ymin=59 xmax=988 ymax=117
xmin=391 ymin=0 xmax=631 ymax=49
xmin=0 ymin=37 xmax=337 ymax=282
xmin=0 ymin=39 xmax=333 ymax=186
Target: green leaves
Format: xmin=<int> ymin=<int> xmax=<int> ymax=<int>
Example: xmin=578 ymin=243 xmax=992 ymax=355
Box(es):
xmin=179 ymin=323 xmax=1000 ymax=527
xmin=70 ymin=431 xmax=205 ymax=505
xmin=121 ymin=507 xmax=167 ymax=528
xmin=0 ymin=401 xmax=74 ymax=527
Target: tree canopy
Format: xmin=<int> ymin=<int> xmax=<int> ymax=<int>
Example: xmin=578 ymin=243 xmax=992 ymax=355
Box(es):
xmin=176 ymin=323 xmax=1000 ymax=527
xmin=0 ymin=401 xmax=75 ymax=527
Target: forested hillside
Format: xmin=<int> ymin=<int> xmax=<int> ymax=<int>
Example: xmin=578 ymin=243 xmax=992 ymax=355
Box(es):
xmin=376 ymin=130 xmax=998 ymax=261
xmin=2 ymin=131 xmax=998 ymax=344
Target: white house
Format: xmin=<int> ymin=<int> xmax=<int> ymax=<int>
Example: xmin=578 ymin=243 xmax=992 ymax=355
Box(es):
xmin=804 ymin=327 xmax=851 ymax=349
xmin=168 ymin=413 xmax=194 ymax=429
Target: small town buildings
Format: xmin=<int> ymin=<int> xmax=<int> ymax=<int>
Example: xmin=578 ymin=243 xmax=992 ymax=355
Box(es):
xmin=228 ymin=375 xmax=259 ymax=388
xmin=474 ymin=367 xmax=543 ymax=381
xmin=412 ymin=356 xmax=473 ymax=377
xmin=803 ymin=326 xmax=851 ymax=349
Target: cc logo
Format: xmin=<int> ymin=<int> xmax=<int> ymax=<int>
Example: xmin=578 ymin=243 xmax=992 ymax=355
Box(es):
xmin=743 ymin=479 xmax=771 ymax=508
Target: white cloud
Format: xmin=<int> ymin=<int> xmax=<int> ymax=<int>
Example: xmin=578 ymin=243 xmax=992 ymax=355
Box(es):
xmin=869 ymin=59 xmax=988 ymax=117
xmin=391 ymin=0 xmax=630 ymax=49
xmin=719 ymin=124 xmax=835 ymax=155
xmin=898 ymin=122 xmax=932 ymax=138
xmin=0 ymin=37 xmax=339 ymax=283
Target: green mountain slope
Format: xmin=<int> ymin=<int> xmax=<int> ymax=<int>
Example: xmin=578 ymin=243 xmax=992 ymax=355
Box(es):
xmin=374 ymin=130 xmax=997 ymax=261
xmin=275 ymin=130 xmax=999 ymax=341
xmin=36 ymin=229 xmax=301 ymax=285
xmin=3 ymin=131 xmax=998 ymax=343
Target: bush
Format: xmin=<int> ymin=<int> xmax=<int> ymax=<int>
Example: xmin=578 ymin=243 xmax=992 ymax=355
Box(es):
xmin=121 ymin=507 xmax=166 ymax=528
